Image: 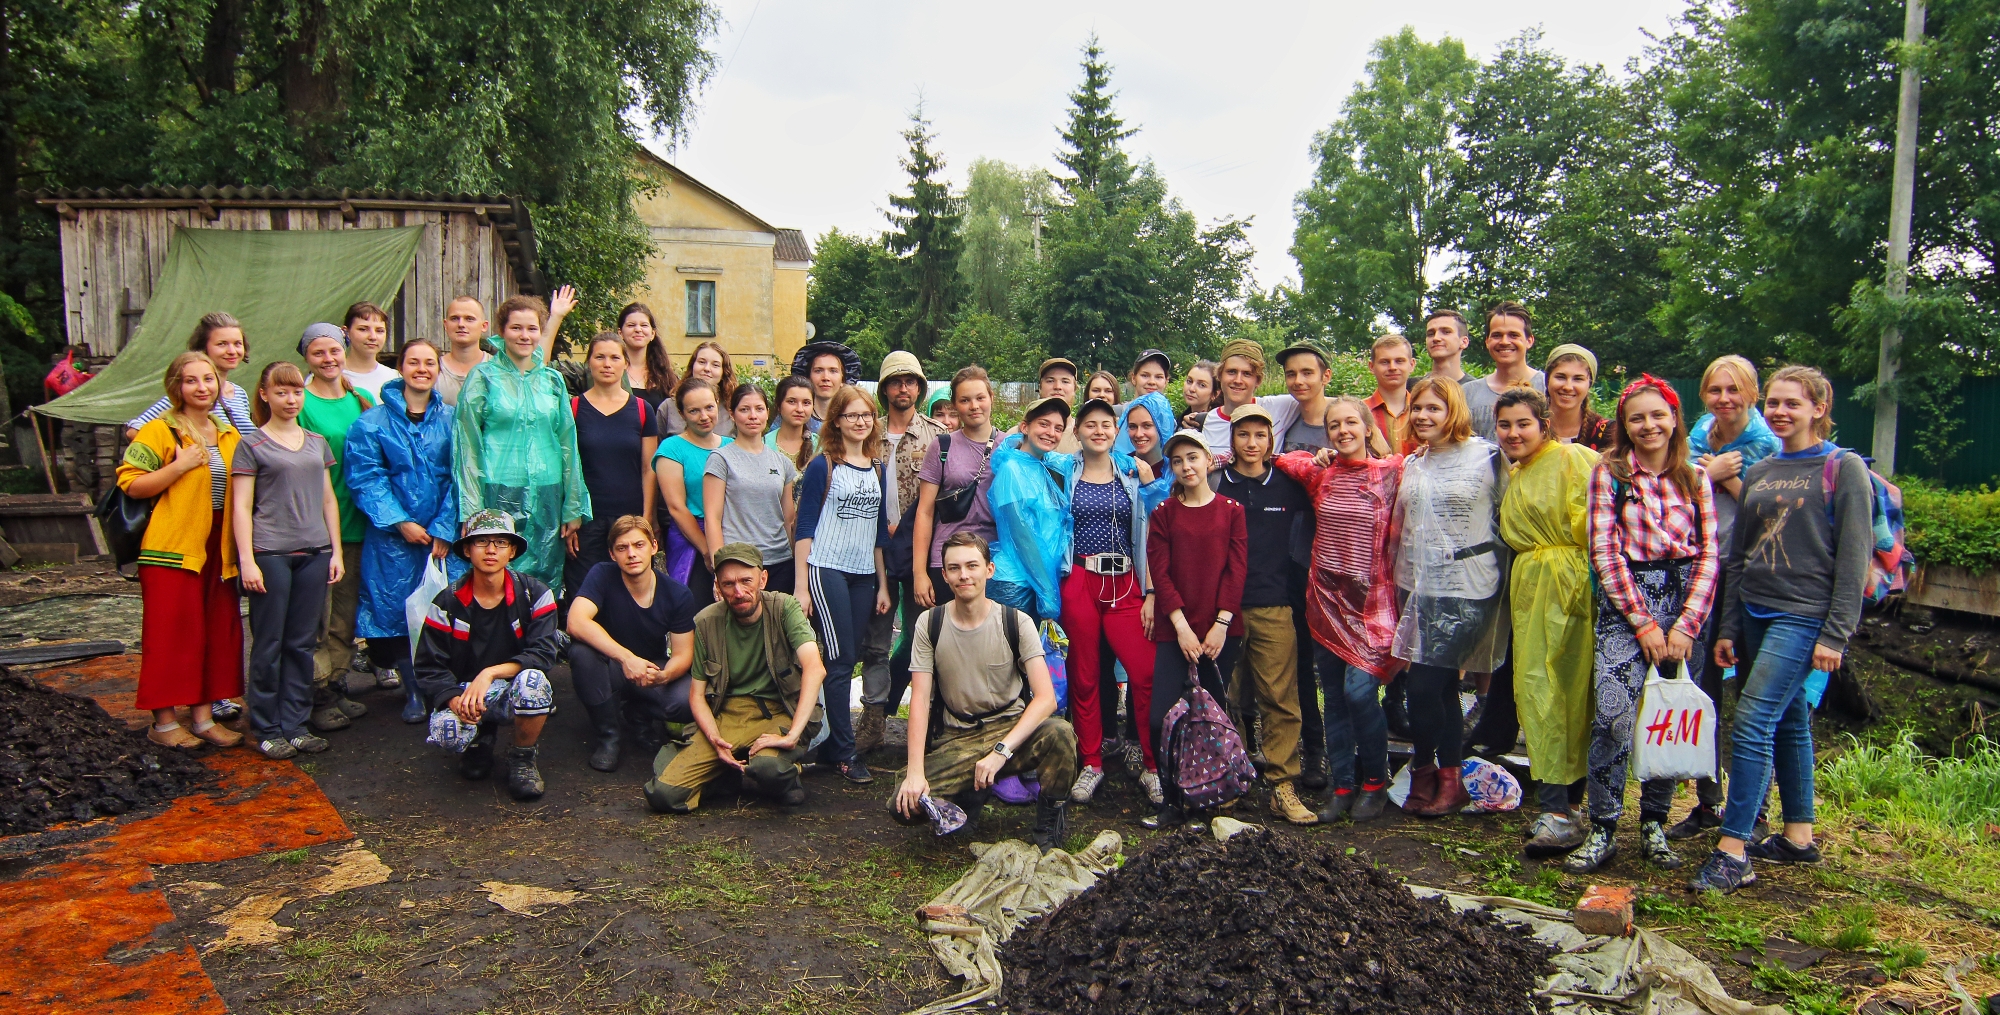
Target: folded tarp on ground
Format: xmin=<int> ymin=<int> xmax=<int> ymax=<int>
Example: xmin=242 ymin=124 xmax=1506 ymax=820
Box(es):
xmin=39 ymin=227 xmax=423 ymax=425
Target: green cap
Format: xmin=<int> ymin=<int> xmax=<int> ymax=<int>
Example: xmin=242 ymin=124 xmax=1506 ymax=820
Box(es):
xmin=712 ymin=542 xmax=764 ymax=571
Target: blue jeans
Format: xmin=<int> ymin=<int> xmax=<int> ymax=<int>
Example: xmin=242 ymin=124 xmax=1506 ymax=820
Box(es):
xmin=1316 ymin=645 xmax=1388 ymax=791
xmin=807 ymin=565 xmax=876 ymax=765
xmin=1720 ymin=609 xmax=1821 ymax=841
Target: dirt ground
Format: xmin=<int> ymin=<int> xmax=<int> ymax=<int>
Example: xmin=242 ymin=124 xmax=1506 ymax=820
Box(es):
xmin=11 ymin=591 xmax=2000 ymax=1013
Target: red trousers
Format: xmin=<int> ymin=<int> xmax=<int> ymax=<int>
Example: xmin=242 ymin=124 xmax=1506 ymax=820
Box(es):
xmin=1059 ymin=566 xmax=1156 ymax=770
xmin=137 ymin=512 xmax=243 ymax=710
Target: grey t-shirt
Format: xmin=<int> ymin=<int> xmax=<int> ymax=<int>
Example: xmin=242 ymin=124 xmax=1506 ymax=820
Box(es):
xmin=230 ymin=428 xmax=337 ymax=554
xmin=911 ymin=603 xmax=1044 ymax=729
xmin=1462 ymin=370 xmax=1546 ymax=441
xmin=704 ymin=440 xmax=798 ymax=563
xmin=1721 ymin=448 xmax=1875 ymax=654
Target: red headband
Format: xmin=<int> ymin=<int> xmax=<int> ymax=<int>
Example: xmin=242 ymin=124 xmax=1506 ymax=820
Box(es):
xmin=1619 ymin=373 xmax=1680 ymax=413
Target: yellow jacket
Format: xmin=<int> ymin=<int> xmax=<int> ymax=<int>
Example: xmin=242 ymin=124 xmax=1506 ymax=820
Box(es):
xmin=115 ymin=416 xmax=241 ymax=578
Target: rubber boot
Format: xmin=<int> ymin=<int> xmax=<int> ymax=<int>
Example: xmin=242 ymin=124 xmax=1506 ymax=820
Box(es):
xmin=507 ymin=745 xmax=545 ymax=801
xmin=1415 ymin=766 xmax=1471 ymax=818
xmin=397 ymin=661 xmax=426 ymax=724
xmin=1032 ymin=798 xmax=1070 ymax=853
xmin=460 ymin=723 xmax=497 ymax=780
xmin=1351 ymin=783 xmax=1390 ymax=821
xmin=1401 ymin=764 xmax=1439 ymax=814
xmin=581 ymin=698 xmax=622 ymax=773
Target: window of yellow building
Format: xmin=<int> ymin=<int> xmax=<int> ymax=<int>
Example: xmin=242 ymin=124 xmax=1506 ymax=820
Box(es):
xmin=685 ymin=280 xmax=716 ymax=337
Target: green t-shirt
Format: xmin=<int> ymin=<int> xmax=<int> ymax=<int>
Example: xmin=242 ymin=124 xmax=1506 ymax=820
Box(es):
xmin=696 ymin=596 xmax=817 ymax=704
xmin=300 ymin=387 xmax=370 ymax=542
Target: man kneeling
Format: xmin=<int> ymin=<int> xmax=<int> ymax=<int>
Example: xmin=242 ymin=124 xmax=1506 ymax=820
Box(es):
xmin=644 ymin=543 xmax=826 ymax=813
xmin=415 ymin=510 xmax=561 ymax=801
xmin=891 ymin=533 xmax=1077 ymax=850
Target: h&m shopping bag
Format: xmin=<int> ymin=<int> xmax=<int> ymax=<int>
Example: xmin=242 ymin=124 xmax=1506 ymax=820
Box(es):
xmin=1632 ymin=661 xmax=1718 ymax=782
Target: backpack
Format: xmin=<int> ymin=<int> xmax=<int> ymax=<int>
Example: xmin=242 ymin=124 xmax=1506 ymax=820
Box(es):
xmin=1821 ymin=448 xmax=1913 ymax=606
xmin=923 ymin=603 xmax=1029 ymax=746
xmin=572 ymin=393 xmax=650 ymax=432
xmin=1157 ymin=662 xmax=1257 ymax=812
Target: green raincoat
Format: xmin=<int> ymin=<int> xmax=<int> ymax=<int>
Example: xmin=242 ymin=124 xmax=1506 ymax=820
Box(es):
xmin=454 ymin=352 xmax=591 ymax=594
xmin=1499 ymin=439 xmax=1599 ymax=787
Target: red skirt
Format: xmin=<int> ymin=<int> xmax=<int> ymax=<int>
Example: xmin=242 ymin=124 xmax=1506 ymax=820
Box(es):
xmin=137 ymin=511 xmax=244 ymax=709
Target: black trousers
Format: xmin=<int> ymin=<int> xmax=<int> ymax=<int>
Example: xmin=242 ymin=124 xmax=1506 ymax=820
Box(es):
xmin=1149 ymin=637 xmax=1243 ymax=758
xmin=1405 ymin=663 xmax=1464 ymax=770
xmin=1465 ymin=655 xmax=1518 ymax=754
xmin=568 ymin=641 xmax=694 ymax=723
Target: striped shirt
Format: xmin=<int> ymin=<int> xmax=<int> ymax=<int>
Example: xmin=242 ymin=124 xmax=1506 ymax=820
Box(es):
xmin=797 ymin=458 xmax=889 ymax=575
xmin=206 ymin=445 xmax=227 ymax=510
xmin=127 ymin=382 xmax=253 ymax=433
xmin=1587 ymin=455 xmax=1720 ymax=638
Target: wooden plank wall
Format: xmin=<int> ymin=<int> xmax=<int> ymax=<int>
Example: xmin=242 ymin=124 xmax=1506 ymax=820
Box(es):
xmin=60 ymin=206 xmax=519 ymax=358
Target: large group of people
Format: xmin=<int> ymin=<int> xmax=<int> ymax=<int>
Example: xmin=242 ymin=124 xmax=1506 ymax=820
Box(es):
xmin=113 ymin=293 xmax=1868 ymax=890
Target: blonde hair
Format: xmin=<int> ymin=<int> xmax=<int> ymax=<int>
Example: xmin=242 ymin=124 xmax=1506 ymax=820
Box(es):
xmin=164 ymin=351 xmax=221 ymax=421
xmin=1767 ymin=365 xmax=1836 ymax=439
xmin=1701 ymin=355 xmax=1761 ymax=407
xmin=1324 ymin=394 xmax=1381 ymax=457
xmin=1407 ymin=375 xmax=1472 ymax=445
xmin=1369 ymin=334 xmax=1412 ymax=361
xmin=820 ymin=386 xmax=882 ymax=465
xmin=251 ymin=361 xmax=306 ymax=426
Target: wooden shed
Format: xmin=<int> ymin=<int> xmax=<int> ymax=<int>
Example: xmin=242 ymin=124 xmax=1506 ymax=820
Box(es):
xmin=35 ymin=185 xmax=545 ymax=356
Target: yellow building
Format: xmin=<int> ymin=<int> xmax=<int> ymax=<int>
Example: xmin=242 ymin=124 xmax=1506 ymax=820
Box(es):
xmin=631 ymin=150 xmax=811 ymax=376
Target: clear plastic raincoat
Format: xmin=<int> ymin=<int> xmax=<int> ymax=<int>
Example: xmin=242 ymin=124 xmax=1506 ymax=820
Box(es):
xmin=988 ymin=433 xmax=1075 ymax=620
xmin=1499 ymin=439 xmax=1599 ymax=785
xmin=1391 ymin=438 xmax=1511 ymax=672
xmin=344 ymin=380 xmax=467 ymax=639
xmin=454 ymin=353 xmax=590 ymax=594
xmin=1274 ymin=451 xmax=1404 ymax=679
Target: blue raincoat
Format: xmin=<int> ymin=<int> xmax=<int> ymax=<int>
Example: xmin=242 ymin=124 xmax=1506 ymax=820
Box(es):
xmin=345 ymin=380 xmax=467 ymax=639
xmin=1116 ymin=392 xmax=1176 ymax=516
xmin=1688 ymin=408 xmax=1781 ymax=465
xmin=988 ymin=434 xmax=1076 ymax=620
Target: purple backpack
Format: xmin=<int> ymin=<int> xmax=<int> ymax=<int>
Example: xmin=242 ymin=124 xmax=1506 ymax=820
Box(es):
xmin=1159 ymin=663 xmax=1257 ymax=811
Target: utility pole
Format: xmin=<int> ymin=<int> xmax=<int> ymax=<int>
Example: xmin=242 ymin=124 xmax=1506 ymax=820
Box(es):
xmin=1871 ymin=0 xmax=1925 ymax=475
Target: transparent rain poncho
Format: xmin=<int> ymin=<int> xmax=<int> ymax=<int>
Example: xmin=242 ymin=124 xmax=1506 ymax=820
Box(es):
xmin=1391 ymin=437 xmax=1512 ymax=673
xmin=987 ymin=433 xmax=1075 ymax=621
xmin=1499 ymin=439 xmax=1599 ymax=785
xmin=453 ymin=353 xmax=591 ymax=595
xmin=1274 ymin=451 xmax=1404 ymax=679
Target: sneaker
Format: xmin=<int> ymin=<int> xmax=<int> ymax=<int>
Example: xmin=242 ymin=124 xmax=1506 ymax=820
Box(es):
xmin=288 ymin=733 xmax=330 ymax=754
xmin=1269 ymin=782 xmax=1319 ymax=826
xmin=375 ymin=668 xmax=402 ymax=690
xmin=209 ymin=699 xmax=243 ymax=721
xmin=255 ymin=738 xmax=298 ymax=760
xmin=853 ymin=704 xmax=886 ymax=755
xmin=461 ymin=726 xmax=497 ymax=780
xmin=839 ymin=760 xmax=874 ymax=784
xmin=1562 ymin=823 xmax=1618 ymax=874
xmin=1070 ymin=766 xmax=1105 ymax=804
xmin=1641 ymin=820 xmax=1685 ymax=870
xmin=1745 ymin=833 xmax=1821 ymax=864
xmin=190 ymin=721 xmax=243 ymax=748
xmin=147 ymin=724 xmax=204 ymax=749
xmin=1687 ymin=849 xmax=1757 ymax=894
xmin=1139 ymin=770 xmax=1164 ymax=806
xmin=1665 ymin=805 xmax=1722 ymax=840
xmin=308 ymin=701 xmax=352 ymax=732
xmin=1524 ymin=812 xmax=1586 ymax=858
xmin=1121 ymin=741 xmax=1145 ymax=779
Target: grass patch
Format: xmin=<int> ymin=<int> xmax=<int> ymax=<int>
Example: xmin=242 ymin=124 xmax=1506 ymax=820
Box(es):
xmin=1750 ymin=963 xmax=1847 ymax=1015
xmin=1479 ymin=856 xmax=1563 ymax=907
xmin=266 ymin=847 xmax=309 ymax=866
xmin=282 ymin=936 xmax=334 ymax=961
xmin=1818 ymin=732 xmax=2000 ymax=910
xmin=347 ymin=927 xmax=389 ymax=955
xmin=1792 ymin=903 xmax=1877 ymax=951
xmin=1875 ymin=939 xmax=1929 ymax=978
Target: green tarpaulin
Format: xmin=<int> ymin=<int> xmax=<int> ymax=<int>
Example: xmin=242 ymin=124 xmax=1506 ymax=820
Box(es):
xmin=39 ymin=226 xmax=424 ymax=425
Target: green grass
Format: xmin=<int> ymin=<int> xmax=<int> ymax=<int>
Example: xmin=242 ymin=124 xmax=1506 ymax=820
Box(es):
xmin=347 ymin=928 xmax=389 ymax=955
xmin=1875 ymin=940 xmax=1929 ymax=978
xmin=1636 ymin=892 xmax=1768 ymax=954
xmin=1791 ymin=904 xmax=1877 ymax=951
xmin=1751 ymin=963 xmax=1847 ymax=1015
xmin=1817 ymin=731 xmax=2000 ymax=909
xmin=266 ymin=847 xmax=309 ymax=866
xmin=1478 ymin=856 xmax=1563 ymax=907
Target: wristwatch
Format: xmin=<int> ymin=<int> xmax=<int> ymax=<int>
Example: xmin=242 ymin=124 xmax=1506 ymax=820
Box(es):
xmin=991 ymin=741 xmax=1015 ymax=760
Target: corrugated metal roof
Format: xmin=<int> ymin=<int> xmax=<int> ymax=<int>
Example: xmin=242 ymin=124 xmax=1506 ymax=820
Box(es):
xmin=774 ymin=228 xmax=812 ymax=263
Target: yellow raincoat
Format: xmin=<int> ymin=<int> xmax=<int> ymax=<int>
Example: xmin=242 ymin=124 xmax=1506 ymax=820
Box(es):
xmin=1499 ymin=439 xmax=1599 ymax=787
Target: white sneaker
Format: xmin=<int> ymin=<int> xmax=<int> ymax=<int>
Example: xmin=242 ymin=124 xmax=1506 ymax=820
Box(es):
xmin=1071 ymin=766 xmax=1105 ymax=803
xmin=1139 ymin=770 xmax=1164 ymax=805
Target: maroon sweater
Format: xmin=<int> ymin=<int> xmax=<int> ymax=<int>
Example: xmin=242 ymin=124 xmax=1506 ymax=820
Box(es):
xmin=1147 ymin=494 xmax=1248 ymax=642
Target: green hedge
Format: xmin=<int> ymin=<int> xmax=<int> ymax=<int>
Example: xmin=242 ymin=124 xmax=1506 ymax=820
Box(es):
xmin=1900 ymin=479 xmax=2000 ymax=573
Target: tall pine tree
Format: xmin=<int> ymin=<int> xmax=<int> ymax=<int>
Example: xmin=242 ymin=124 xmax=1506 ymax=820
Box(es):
xmin=884 ymin=106 xmax=965 ymax=361
xmin=1054 ymin=35 xmax=1137 ymax=208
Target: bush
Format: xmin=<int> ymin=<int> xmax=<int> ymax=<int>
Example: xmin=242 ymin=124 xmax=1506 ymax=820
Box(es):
xmin=1899 ymin=479 xmax=2000 ymax=573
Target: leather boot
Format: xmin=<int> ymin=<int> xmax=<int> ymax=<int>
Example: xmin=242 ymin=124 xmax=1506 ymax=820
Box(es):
xmin=508 ymin=745 xmax=546 ymax=801
xmin=853 ymin=703 xmax=886 ymax=755
xmin=1415 ymin=766 xmax=1471 ymax=817
xmin=460 ymin=723 xmax=497 ymax=780
xmin=582 ymin=698 xmax=622 ymax=773
xmin=1032 ymin=798 xmax=1070 ymax=853
xmin=1401 ymin=764 xmax=1439 ymax=814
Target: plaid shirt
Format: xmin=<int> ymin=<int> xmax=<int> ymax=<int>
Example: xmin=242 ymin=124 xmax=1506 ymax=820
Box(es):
xmin=1587 ymin=455 xmax=1719 ymax=638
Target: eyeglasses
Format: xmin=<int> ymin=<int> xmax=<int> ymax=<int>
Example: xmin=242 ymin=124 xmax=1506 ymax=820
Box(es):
xmin=838 ymin=412 xmax=874 ymax=423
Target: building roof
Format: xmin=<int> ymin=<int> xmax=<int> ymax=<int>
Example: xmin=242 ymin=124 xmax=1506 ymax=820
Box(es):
xmin=774 ymin=229 xmax=812 ymax=263
xmin=33 ymin=185 xmax=545 ymax=294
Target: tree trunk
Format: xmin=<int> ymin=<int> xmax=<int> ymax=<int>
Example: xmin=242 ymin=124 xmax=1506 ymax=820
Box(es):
xmin=1 ymin=0 xmax=20 ymax=300
xmin=281 ymin=0 xmax=343 ymax=172
xmin=201 ymin=0 xmax=245 ymax=100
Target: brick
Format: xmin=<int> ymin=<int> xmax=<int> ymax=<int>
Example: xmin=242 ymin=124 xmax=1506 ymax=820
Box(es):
xmin=1573 ymin=884 xmax=1634 ymax=937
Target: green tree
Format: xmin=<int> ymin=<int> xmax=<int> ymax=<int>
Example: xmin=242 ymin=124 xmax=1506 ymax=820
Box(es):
xmin=926 ymin=312 xmax=1046 ymax=384
xmin=883 ymin=106 xmax=965 ymax=362
xmin=1054 ymin=34 xmax=1137 ymax=208
xmin=806 ymin=227 xmax=898 ymax=350
xmin=1292 ymin=28 xmax=1476 ymax=347
xmin=959 ymin=158 xmax=1048 ymax=322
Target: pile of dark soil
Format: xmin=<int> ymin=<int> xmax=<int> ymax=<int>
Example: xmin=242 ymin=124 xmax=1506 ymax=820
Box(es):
xmin=0 ymin=674 xmax=213 ymax=835
xmin=1001 ymin=828 xmax=1552 ymax=1014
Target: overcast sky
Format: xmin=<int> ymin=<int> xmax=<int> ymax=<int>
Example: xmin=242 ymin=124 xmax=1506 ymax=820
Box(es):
xmin=645 ymin=0 xmax=1690 ymax=289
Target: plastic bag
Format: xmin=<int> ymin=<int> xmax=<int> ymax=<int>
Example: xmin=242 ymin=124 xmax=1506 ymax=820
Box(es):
xmin=404 ymin=555 xmax=452 ymax=666
xmin=1460 ymin=757 xmax=1522 ymax=813
xmin=1631 ymin=662 xmax=1718 ymax=782
xmin=1040 ymin=621 xmax=1068 ymax=713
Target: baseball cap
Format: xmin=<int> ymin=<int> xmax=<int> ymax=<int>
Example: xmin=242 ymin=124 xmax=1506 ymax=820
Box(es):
xmin=1132 ymin=348 xmax=1172 ymax=375
xmin=1276 ymin=342 xmax=1328 ymax=369
xmin=1021 ymin=396 xmax=1072 ymax=424
xmin=1227 ymin=404 xmax=1276 ymax=430
xmin=712 ymin=542 xmax=764 ymax=571
xmin=1075 ymin=397 xmax=1118 ymax=423
xmin=1163 ymin=429 xmax=1209 ymax=457
xmin=1037 ymin=357 xmax=1078 ymax=379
